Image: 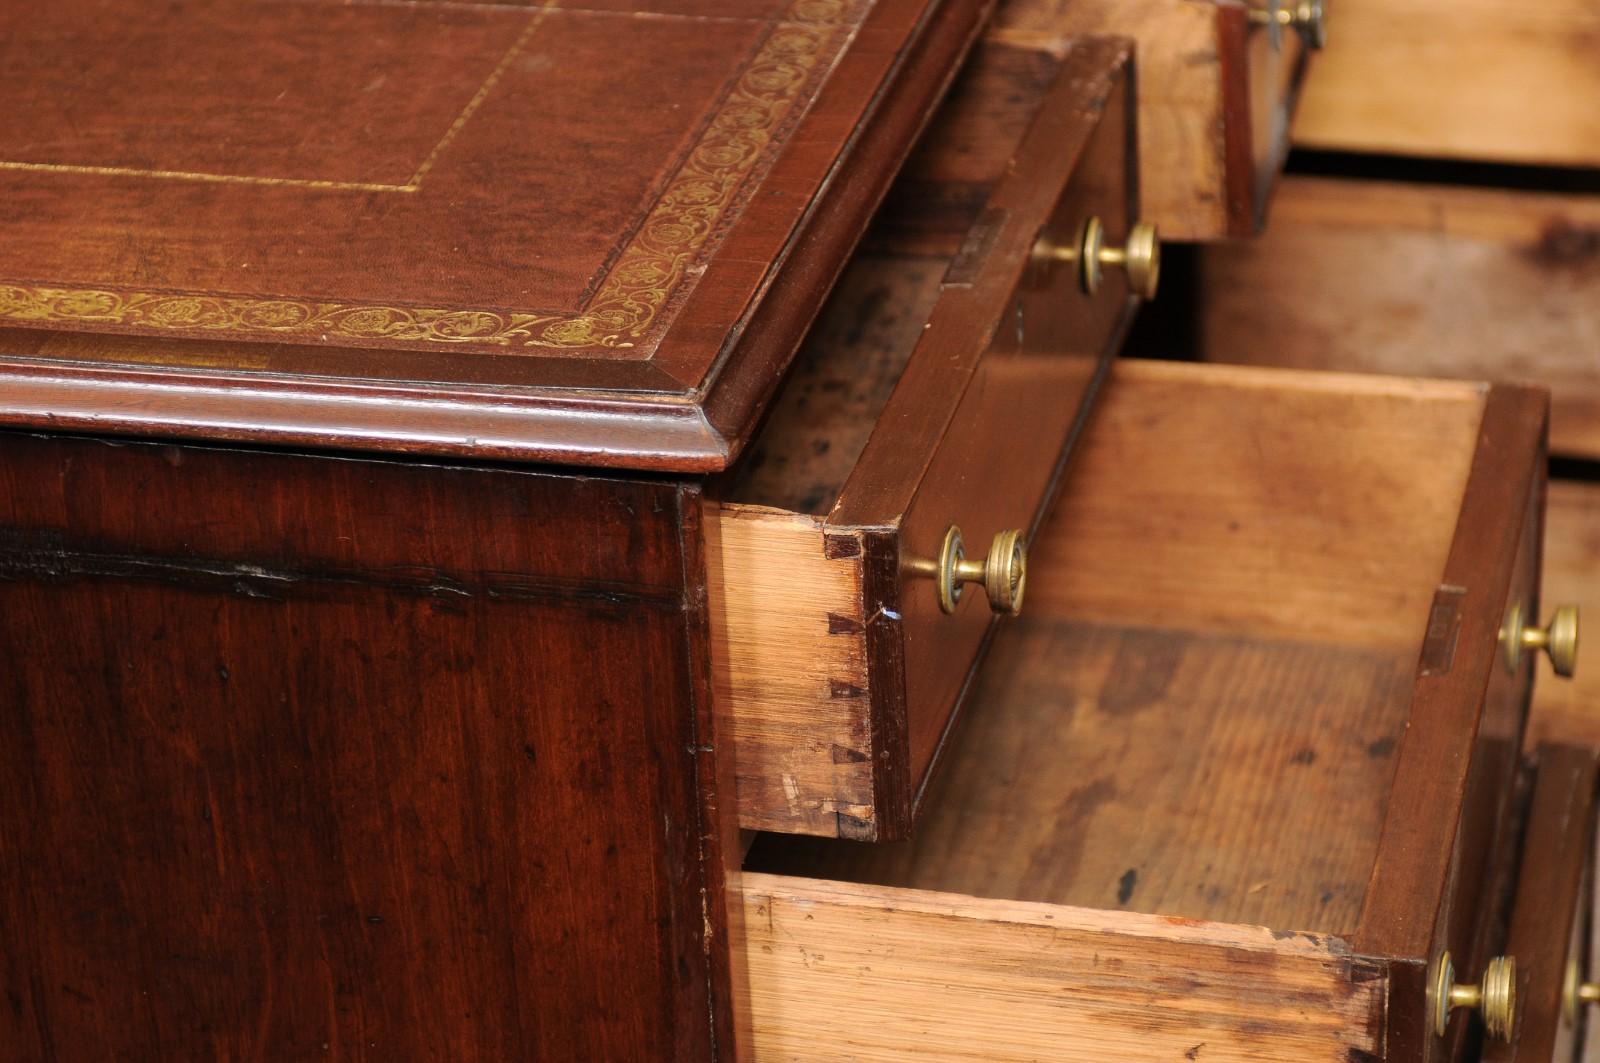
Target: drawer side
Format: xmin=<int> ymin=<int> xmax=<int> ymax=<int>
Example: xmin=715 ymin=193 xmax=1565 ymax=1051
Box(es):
xmin=708 ymin=503 xmax=874 ymax=838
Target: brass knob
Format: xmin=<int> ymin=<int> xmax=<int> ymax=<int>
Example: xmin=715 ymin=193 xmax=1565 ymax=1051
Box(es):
xmin=1501 ymin=602 xmax=1580 ymax=678
xmin=1562 ymin=956 xmax=1600 ymax=1025
xmin=930 ymin=525 xmax=1026 ymax=616
xmin=1527 ymin=604 xmax=1580 ymax=677
xmin=1250 ymin=0 xmax=1326 ymax=50
xmin=1032 ymin=217 xmax=1161 ymax=300
xmin=1431 ymin=951 xmax=1515 ymax=1042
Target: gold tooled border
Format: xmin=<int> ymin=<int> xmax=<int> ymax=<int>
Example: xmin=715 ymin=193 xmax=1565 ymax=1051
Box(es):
xmin=0 ymin=0 xmax=855 ymax=351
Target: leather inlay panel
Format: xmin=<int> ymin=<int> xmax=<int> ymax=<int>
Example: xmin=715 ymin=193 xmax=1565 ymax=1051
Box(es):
xmin=0 ymin=0 xmax=861 ymax=356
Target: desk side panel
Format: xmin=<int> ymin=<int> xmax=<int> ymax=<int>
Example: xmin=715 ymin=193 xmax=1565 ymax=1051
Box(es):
xmin=0 ymin=434 xmax=727 ymax=1060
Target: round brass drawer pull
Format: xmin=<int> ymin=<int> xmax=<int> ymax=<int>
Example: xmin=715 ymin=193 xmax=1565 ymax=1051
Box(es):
xmin=1501 ymin=602 xmax=1580 ymax=677
xmin=1563 ymin=956 xmax=1600 ymax=1025
xmin=1033 ymin=217 xmax=1161 ymax=300
xmin=931 ymin=525 xmax=1026 ymax=616
xmin=1249 ymin=0 xmax=1326 ymax=50
xmin=1431 ymin=951 xmax=1515 ymax=1042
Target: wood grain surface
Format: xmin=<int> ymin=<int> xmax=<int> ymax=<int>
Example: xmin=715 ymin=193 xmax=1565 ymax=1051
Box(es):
xmin=1025 ymin=359 xmax=1484 ymax=650
xmin=0 ymin=434 xmax=733 ymax=1060
xmin=749 ymin=619 xmax=1416 ymax=936
xmin=0 ymin=0 xmax=992 ymax=470
xmin=718 ymin=253 xmax=944 ymax=515
xmin=707 ymin=505 xmax=875 ymax=839
xmin=742 ymin=874 xmax=1385 ymax=1061
xmin=1295 ymin=0 xmax=1600 ymax=167
xmin=748 ymin=365 xmax=1510 ymax=940
xmin=1185 ymin=175 xmax=1600 ymax=461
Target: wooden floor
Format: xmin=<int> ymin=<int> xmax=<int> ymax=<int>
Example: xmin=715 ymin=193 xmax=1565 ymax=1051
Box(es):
xmin=749 ymin=617 xmax=1414 ymax=937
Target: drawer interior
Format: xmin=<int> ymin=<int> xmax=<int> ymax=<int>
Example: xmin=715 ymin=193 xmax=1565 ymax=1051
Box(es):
xmin=746 ymin=361 xmax=1489 ymax=938
xmin=717 ymin=248 xmax=942 ymax=518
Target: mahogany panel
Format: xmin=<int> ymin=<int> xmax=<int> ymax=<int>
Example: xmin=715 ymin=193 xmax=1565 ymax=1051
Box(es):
xmin=0 ymin=435 xmax=731 ymax=1060
xmin=0 ymin=0 xmax=991 ymax=471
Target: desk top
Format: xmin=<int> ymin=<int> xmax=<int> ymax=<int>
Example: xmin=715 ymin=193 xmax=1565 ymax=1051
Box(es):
xmin=0 ymin=0 xmax=984 ymax=470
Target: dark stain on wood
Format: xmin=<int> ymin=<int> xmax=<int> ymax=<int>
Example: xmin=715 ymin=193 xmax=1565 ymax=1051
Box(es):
xmin=1527 ymin=218 xmax=1600 ymax=268
xmin=827 ymin=612 xmax=864 ymax=635
xmin=824 ymin=534 xmax=864 ymax=560
xmin=1117 ymin=868 xmax=1138 ymax=905
xmin=1097 ymin=630 xmax=1182 ymax=715
xmin=0 ymin=545 xmax=681 ymax=612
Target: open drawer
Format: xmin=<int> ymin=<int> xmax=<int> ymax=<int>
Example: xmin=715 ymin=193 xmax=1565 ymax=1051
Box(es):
xmin=708 ymin=38 xmax=1146 ymax=841
xmin=990 ymin=0 xmax=1321 ymax=239
xmin=741 ymin=361 xmax=1570 ymax=1060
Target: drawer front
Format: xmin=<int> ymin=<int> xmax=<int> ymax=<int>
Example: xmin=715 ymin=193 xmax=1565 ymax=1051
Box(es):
xmin=1485 ymin=745 xmax=1599 ymax=1063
